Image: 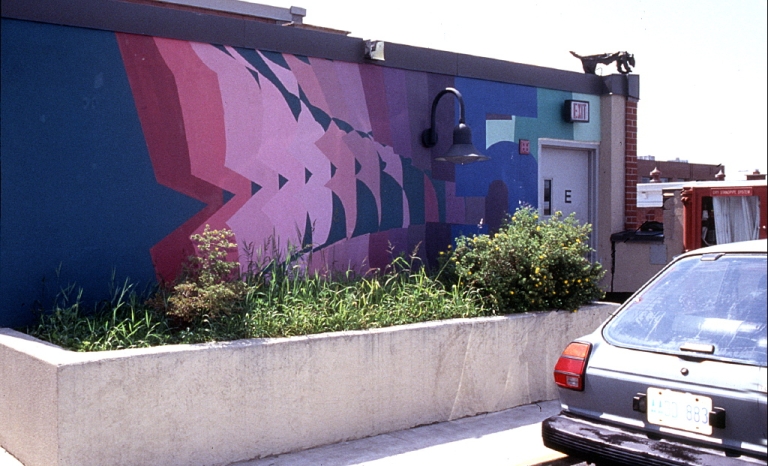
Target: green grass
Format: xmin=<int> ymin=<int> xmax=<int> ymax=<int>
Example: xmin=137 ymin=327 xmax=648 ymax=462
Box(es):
xmin=24 ymin=261 xmax=489 ymax=352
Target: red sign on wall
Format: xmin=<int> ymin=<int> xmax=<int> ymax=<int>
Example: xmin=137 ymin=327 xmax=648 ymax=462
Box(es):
xmin=519 ymin=139 xmax=530 ymax=155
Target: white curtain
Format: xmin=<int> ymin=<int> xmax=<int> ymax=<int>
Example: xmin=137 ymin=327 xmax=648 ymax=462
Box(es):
xmin=713 ymin=196 xmax=760 ymax=244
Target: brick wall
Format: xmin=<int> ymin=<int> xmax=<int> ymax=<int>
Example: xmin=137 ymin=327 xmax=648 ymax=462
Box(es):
xmin=625 ymin=98 xmax=638 ymax=230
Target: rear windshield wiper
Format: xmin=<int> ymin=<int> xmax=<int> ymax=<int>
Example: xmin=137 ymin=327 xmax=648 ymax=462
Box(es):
xmin=680 ymin=342 xmax=715 ymax=354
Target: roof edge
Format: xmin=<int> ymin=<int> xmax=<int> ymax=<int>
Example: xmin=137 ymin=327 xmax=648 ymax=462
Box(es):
xmin=1 ymin=0 xmax=636 ymax=96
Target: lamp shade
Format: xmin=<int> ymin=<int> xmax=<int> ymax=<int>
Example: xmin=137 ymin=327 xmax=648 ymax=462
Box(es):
xmin=434 ymin=123 xmax=489 ymax=164
xmin=421 ymin=88 xmax=489 ymax=165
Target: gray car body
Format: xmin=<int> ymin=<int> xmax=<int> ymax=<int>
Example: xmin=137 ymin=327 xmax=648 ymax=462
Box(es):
xmin=544 ymin=239 xmax=767 ymax=465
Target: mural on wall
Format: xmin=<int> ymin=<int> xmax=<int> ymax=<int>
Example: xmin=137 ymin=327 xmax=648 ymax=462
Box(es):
xmin=116 ymin=35 xmax=558 ymax=282
xmin=0 ymin=18 xmax=598 ymax=326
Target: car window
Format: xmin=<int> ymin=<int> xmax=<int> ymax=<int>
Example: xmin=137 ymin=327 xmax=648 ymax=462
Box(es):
xmin=603 ymin=254 xmax=767 ymax=366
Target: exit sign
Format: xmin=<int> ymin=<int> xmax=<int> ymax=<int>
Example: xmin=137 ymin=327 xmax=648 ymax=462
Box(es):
xmin=563 ymin=100 xmax=590 ymax=123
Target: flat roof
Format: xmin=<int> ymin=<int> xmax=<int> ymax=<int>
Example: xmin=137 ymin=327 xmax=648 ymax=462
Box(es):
xmin=1 ymin=0 xmax=638 ymax=97
xmin=153 ymin=0 xmax=306 ymax=23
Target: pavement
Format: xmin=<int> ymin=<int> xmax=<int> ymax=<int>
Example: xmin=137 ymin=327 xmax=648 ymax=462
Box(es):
xmin=0 ymin=400 xmax=576 ymax=466
xmin=230 ymin=400 xmax=574 ymax=466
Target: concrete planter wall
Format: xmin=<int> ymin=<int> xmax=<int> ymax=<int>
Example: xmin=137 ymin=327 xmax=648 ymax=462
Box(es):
xmin=1 ymin=303 xmax=617 ymax=466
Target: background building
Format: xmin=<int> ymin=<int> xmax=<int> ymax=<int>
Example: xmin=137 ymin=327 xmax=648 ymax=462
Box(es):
xmin=636 ymin=156 xmax=723 ymax=222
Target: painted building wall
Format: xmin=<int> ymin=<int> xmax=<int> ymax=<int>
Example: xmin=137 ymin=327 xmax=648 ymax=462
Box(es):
xmin=0 ymin=18 xmax=600 ymax=327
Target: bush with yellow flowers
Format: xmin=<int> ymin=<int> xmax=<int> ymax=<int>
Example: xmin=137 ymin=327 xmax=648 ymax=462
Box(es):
xmin=443 ymin=206 xmax=604 ymax=313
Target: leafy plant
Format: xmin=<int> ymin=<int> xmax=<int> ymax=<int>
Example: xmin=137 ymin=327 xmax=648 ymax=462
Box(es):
xmin=443 ymin=206 xmax=604 ymax=312
xmin=154 ymin=225 xmax=248 ymax=325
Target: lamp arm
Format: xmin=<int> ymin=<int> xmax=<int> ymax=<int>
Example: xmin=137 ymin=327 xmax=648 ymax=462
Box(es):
xmin=423 ymin=87 xmax=466 ymax=148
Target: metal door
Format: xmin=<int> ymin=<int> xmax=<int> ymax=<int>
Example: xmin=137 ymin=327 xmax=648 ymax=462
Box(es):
xmin=540 ymin=146 xmax=590 ymax=225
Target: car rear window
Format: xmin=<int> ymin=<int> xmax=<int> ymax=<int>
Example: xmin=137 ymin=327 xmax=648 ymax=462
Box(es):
xmin=603 ymin=254 xmax=767 ymax=366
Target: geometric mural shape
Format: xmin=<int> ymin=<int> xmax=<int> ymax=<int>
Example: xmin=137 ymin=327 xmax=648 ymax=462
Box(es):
xmin=223 ymin=189 xmax=235 ymax=204
xmin=332 ymin=117 xmax=353 ymax=133
xmin=303 ymin=213 xmax=313 ymax=248
xmin=486 ymin=116 xmax=516 ymax=149
xmin=251 ymin=182 xmax=262 ymax=195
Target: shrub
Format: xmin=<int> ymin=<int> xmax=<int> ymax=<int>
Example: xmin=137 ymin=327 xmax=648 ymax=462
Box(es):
xmin=444 ymin=206 xmax=604 ymax=312
xmin=156 ymin=225 xmax=248 ymax=325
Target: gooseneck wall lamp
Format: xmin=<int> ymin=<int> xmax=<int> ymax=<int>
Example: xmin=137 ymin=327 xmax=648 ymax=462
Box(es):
xmin=421 ymin=87 xmax=489 ymax=165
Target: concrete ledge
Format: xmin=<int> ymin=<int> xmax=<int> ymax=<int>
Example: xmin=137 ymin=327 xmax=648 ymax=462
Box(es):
xmin=0 ymin=303 xmax=617 ymax=466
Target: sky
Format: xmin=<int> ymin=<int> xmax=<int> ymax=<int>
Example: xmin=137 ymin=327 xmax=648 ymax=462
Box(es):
xmin=252 ymin=0 xmax=767 ymax=178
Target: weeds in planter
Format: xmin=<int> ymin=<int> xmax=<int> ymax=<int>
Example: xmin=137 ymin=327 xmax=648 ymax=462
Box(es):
xmin=25 ymin=212 xmax=605 ymax=352
xmin=28 ymin=276 xmax=169 ymax=351
xmin=241 ymin=250 xmax=487 ymax=338
xmin=25 ymin=231 xmax=487 ymax=351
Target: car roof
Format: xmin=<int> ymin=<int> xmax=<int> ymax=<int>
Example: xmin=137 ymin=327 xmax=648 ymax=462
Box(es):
xmin=680 ymin=239 xmax=767 ymax=258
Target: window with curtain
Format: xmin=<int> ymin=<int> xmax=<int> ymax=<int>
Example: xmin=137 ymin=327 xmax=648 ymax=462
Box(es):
xmin=713 ymin=196 xmax=761 ymax=244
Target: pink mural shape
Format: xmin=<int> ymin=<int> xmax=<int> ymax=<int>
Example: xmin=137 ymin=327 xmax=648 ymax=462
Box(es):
xmin=155 ymin=40 xmax=252 ymax=233
xmin=334 ymin=61 xmax=374 ymax=135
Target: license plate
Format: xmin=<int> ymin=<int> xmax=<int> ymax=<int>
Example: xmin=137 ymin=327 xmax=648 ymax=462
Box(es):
xmin=647 ymin=388 xmax=713 ymax=435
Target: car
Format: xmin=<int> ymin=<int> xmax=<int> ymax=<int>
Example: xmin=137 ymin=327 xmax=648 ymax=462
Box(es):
xmin=542 ymin=239 xmax=767 ymax=465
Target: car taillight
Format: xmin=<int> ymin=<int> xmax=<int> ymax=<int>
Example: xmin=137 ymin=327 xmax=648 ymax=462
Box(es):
xmin=554 ymin=341 xmax=592 ymax=391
